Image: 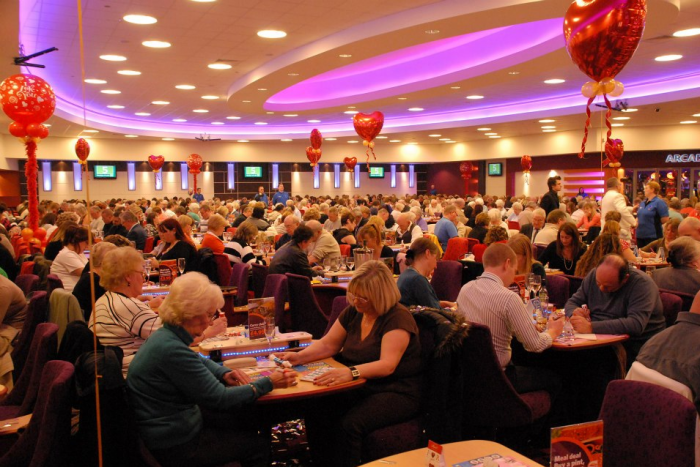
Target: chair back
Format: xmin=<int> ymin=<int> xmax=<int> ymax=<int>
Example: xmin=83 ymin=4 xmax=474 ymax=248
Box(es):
xmin=427 ymin=224 xmax=436 ymax=235
xmin=533 ymin=243 xmax=547 ymax=260
xmin=562 ymin=274 xmax=584 ymax=297
xmin=19 ymin=261 xmax=35 ymax=276
xmin=0 ymin=361 xmax=74 ymax=467
xmin=262 ymin=274 xmax=289 ymax=332
xmin=659 ymin=288 xmax=696 ymax=311
xmin=48 ymin=288 xmax=85 ymax=345
xmin=274 ymin=233 xmax=283 ymax=244
xmin=212 ymin=253 xmax=232 ymax=287
xmin=1 ymin=323 xmax=58 ymax=416
xmin=11 ymin=291 xmax=49 ymax=381
xmin=325 ymin=296 xmax=348 ymax=336
xmin=466 ymin=238 xmax=479 ymax=253
xmin=583 ymin=226 xmax=601 ymax=244
xmin=285 ymin=273 xmax=329 ymax=338
xmin=442 ymin=238 xmax=470 ymax=261
xmin=660 ymin=292 xmax=683 ymax=327
xmin=15 ymin=274 xmax=40 ymax=296
xmin=226 ymin=227 xmax=237 ymax=234
xmin=430 ymin=260 xmax=463 ymax=302
xmin=46 ymin=274 xmax=64 ymax=297
xmin=339 ymin=244 xmax=351 ymax=257
xmin=600 ymin=380 xmax=696 ymax=466
xmin=251 ymin=263 xmax=269 ymax=299
xmin=507 ymin=221 xmax=521 ymax=230
xmin=472 ymin=244 xmax=487 ymax=263
xmin=143 ymin=237 xmax=154 ymax=254
xmin=230 ymin=263 xmax=251 ymax=307
xmin=546 ymin=274 xmax=570 ymax=309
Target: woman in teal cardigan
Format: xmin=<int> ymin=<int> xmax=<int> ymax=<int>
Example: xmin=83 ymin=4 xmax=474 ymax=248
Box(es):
xmin=127 ymin=272 xmax=296 ymax=467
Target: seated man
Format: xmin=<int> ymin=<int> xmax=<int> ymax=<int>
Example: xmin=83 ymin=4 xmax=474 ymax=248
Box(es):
xmin=269 ymin=226 xmax=320 ymax=279
xmin=395 ymin=212 xmax=423 ymax=246
xmin=305 ymin=220 xmax=341 ymax=266
xmin=275 ymin=215 xmax=299 ymax=250
xmin=456 ymin=243 xmax=563 ymax=395
xmin=533 ymin=209 xmax=567 ymax=246
xmin=433 ymin=205 xmax=459 ymax=251
xmin=635 ymin=289 xmax=700 ymax=412
xmin=565 ymin=254 xmax=666 ymax=364
xmin=519 ymin=207 xmax=545 ymax=243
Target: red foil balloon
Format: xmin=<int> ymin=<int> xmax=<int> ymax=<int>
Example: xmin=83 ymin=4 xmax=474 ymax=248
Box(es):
xmin=604 ymin=138 xmax=625 ymax=167
xmin=459 ymin=161 xmax=473 ymax=180
xmin=0 ymin=74 xmax=56 ymax=126
xmin=520 ymin=155 xmax=532 ymax=173
xmin=310 ymin=129 xmax=323 ymax=150
xmin=75 ymin=138 xmax=90 ymax=164
xmin=353 ymin=111 xmax=384 ymax=143
xmin=148 ymin=155 xmax=165 ymax=172
xmin=563 ymin=0 xmax=647 ymax=82
xmin=187 ymin=153 xmax=203 ymax=174
xmin=344 ymin=157 xmax=357 ymax=172
xmin=306 ymin=146 xmax=321 ymax=167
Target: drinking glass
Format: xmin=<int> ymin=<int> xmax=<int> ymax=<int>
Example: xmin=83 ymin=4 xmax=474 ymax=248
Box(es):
xmin=323 ymin=257 xmax=333 ymax=274
xmin=223 ymin=232 xmax=233 ymax=242
xmin=346 ymin=258 xmax=355 ymax=271
xmin=177 ymin=258 xmax=186 ymax=276
xmin=330 ymin=257 xmax=339 ymax=272
xmin=143 ymin=261 xmax=152 ymax=285
xmin=525 ymin=273 xmax=535 ymax=298
xmin=264 ymin=317 xmax=276 ymax=346
xmin=530 ymin=275 xmax=542 ymax=295
xmin=339 ymin=257 xmax=347 ymax=272
xmin=262 ymin=242 xmax=271 ymax=259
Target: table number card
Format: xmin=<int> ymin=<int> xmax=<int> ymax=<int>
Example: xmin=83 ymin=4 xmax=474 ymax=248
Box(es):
xmin=551 ymin=420 xmax=603 ymax=467
xmin=158 ymin=260 xmax=177 ymax=286
xmin=425 ymin=440 xmax=445 ymax=467
xmin=247 ymin=297 xmax=275 ymax=340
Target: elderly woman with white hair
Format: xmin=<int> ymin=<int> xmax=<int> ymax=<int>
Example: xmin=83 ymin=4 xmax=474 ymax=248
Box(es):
xmin=409 ymin=206 xmax=428 ymax=231
xmin=650 ymin=236 xmax=700 ymax=295
xmin=507 ymin=202 xmax=523 ymax=223
xmin=128 ymin=272 xmax=296 ymax=467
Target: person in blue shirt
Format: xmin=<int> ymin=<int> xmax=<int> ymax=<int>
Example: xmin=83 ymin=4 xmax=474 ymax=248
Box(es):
xmin=272 ymin=183 xmax=290 ymax=206
xmin=433 ymin=205 xmax=459 ymax=251
xmin=253 ymin=186 xmax=269 ymax=205
xmin=192 ymin=188 xmax=204 ymax=203
xmin=636 ymin=181 xmax=670 ymax=248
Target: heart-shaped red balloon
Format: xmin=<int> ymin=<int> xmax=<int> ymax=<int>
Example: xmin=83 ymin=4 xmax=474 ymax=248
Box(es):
xmin=306 ymin=146 xmax=321 ymax=167
xmin=564 ymin=0 xmax=647 ymax=82
xmin=310 ymin=129 xmax=323 ymax=150
xmin=75 ymin=138 xmax=90 ymax=163
xmin=187 ymin=153 xmax=203 ymax=174
xmin=353 ymin=111 xmax=384 ymax=143
xmin=605 ymin=138 xmax=624 ymax=166
xmin=149 ymin=155 xmax=165 ymax=172
xmin=344 ymin=157 xmax=357 ymax=172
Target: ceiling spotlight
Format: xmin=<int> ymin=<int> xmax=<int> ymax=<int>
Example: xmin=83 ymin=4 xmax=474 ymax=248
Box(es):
xmin=237 ymin=140 xmax=249 ymax=143
xmin=408 ymin=107 xmax=424 ymax=111
xmin=611 ymin=124 xmax=624 ymax=127
xmin=266 ymin=111 xmax=274 ymax=115
xmin=450 ymin=86 xmax=461 ymax=90
xmin=208 ymin=63 xmax=232 ymax=69
xmin=539 ymin=119 xmax=556 ymax=123
xmin=201 ymin=95 xmax=219 ymax=100
xmin=100 ymin=55 xmax=127 ymax=61
xmin=107 ymin=105 xmax=125 ymax=109
xmin=84 ymin=78 xmax=107 ymax=84
xmin=344 ymin=111 xmax=358 ymax=115
xmin=446 ymin=141 xmax=456 ymax=144
xmin=283 ymin=114 xmax=298 ymax=117
xmin=508 ymin=71 xmax=520 ymax=75
xmin=82 ymin=130 xmax=99 ymax=133
xmin=257 ymin=30 xmax=287 ymax=39
xmin=544 ymin=79 xmax=566 ymax=84
xmin=655 ymin=54 xmax=683 ymax=62
xmin=242 ymin=100 xmax=251 ymax=103
xmin=162 ymin=138 xmax=175 ymax=141
xmin=428 ymin=134 xmax=441 ymax=137
xmin=612 ymin=117 xmax=630 ymax=121
xmin=348 ymin=140 xmax=359 ymax=144
xmin=152 ymin=100 xmax=169 ymax=105
xmin=280 ymin=139 xmax=293 ymax=142
xmin=176 ymin=84 xmax=196 ymax=90
xmin=389 ymin=140 xmax=401 ymax=143
xmin=44 ymin=124 xmax=51 ymax=127
xmin=101 ymin=89 xmax=121 ymax=94
xmin=192 ymin=0 xmax=216 ymax=2
xmin=673 ymin=28 xmax=700 ymax=37
xmin=123 ymin=14 xmax=157 ymax=24
xmin=680 ymin=120 xmax=697 ymax=124
xmin=117 ymin=70 xmax=141 ymax=75
xmin=397 ymin=97 xmax=408 ymax=100
xmin=226 ymin=116 xmax=241 ymax=120
xmin=407 ymin=142 xmax=419 ymax=145
xmin=484 ymin=133 xmax=498 ymax=136
xmin=477 ymin=128 xmax=491 ymax=131
xmin=439 ymin=138 xmax=451 ymax=141
xmin=466 ymin=95 xmax=484 ymax=100
xmin=254 ymin=122 xmax=268 ymax=125
xmin=425 ymin=29 xmax=440 ymax=34
xmin=173 ymin=118 xmax=187 ymax=122
xmin=193 ymin=109 xmax=209 ymax=113
xmin=621 ymin=108 xmax=638 ymax=112
xmin=325 ymin=138 xmax=337 ymax=141
xmin=142 ymin=40 xmax=171 ymax=48
xmin=541 ymin=125 xmax=556 ymax=129
xmin=307 ymin=119 xmax=321 ymax=123
xmin=376 ymin=136 xmax=388 ymax=139
xmin=211 ymin=122 xmax=224 ymax=125
xmin=124 ymin=134 xmax=138 ymax=138
xmin=135 ymin=112 xmax=151 ymax=116
xmin=288 ymin=73 xmax=299 ymax=76
xmin=339 ymin=54 xmax=352 ymax=58
xmin=489 ymin=135 xmax=502 ymax=139
xmin=542 ymin=129 xmax=556 ymax=132
xmin=257 ymin=88 xmax=268 ymax=91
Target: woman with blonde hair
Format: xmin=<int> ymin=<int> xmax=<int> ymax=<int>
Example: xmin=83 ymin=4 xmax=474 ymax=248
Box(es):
xmin=177 ymin=214 xmax=194 ymax=244
xmin=602 ymin=220 xmax=637 ymax=262
xmin=72 ymin=241 xmax=117 ymax=318
xmin=224 ymin=220 xmax=263 ymax=265
xmin=357 ymin=223 xmax=395 ymax=261
xmin=507 ymin=233 xmax=546 ymax=282
xmin=200 ymin=213 xmax=228 ymax=254
xmin=44 ymin=212 xmax=79 ymax=261
xmin=277 ymin=261 xmax=421 ymax=467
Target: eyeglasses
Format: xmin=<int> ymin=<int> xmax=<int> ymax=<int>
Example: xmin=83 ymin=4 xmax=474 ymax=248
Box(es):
xmin=347 ymin=292 xmax=369 ymax=306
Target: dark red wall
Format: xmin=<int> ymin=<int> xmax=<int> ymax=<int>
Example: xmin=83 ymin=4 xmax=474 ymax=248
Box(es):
xmin=426 ymin=161 xmax=483 ymax=196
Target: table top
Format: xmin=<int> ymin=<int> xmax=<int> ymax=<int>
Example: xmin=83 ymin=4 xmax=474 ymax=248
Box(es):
xmin=360 ymin=440 xmax=544 ymax=466
xmin=634 ymin=260 xmax=669 ymax=270
xmin=551 ymin=333 xmax=629 ymax=351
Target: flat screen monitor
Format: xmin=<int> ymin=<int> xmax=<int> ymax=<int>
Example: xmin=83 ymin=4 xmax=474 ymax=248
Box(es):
xmin=488 ymin=162 xmax=503 ymax=176
xmin=244 ymin=166 xmax=263 ymax=178
xmin=93 ymin=165 xmax=117 ymax=179
xmin=368 ymin=167 xmax=385 ymax=178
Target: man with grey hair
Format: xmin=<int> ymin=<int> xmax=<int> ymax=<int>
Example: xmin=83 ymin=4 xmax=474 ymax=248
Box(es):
xmin=396 ymin=212 xmax=423 ymax=246
xmin=518 ymin=202 xmax=536 ymax=227
xmin=276 ymin=215 xmax=300 ymax=250
xmin=305 ymin=220 xmax=341 ymax=266
xmin=678 ymin=217 xmax=700 ymax=242
xmin=507 ymin=202 xmax=522 ymax=223
xmin=89 ymin=205 xmax=104 ymax=232
xmin=121 ymin=210 xmax=147 ymax=250
xmin=323 ymin=206 xmax=341 ymax=232
xmin=520 ymin=208 xmax=546 ymax=243
xmin=601 ymin=177 xmax=636 ymax=239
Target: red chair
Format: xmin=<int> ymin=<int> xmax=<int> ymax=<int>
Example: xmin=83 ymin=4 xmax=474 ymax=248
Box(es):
xmin=508 ymin=221 xmax=521 ymax=230
xmin=19 ymin=261 xmax=35 ymax=276
xmin=430 ymin=261 xmax=463 ymax=302
xmin=143 ymin=237 xmax=154 ymax=254
xmin=339 ymin=244 xmax=351 ymax=257
xmin=472 ymin=243 xmax=487 ymax=263
xmin=274 ymin=234 xmax=283 ymax=244
xmin=466 ymin=238 xmax=479 ymax=253
xmin=285 ymin=273 xmax=329 ymax=339
xmin=658 ymin=288 xmax=695 ymax=311
xmin=11 ymin=291 xmax=49 ymax=381
xmin=226 ymin=227 xmax=237 ymax=234
xmin=562 ymin=274 xmax=584 ymax=297
xmin=262 ymin=274 xmax=289 ymax=332
xmin=251 ymin=263 xmax=268 ymax=299
xmin=442 ymin=238 xmax=470 ymax=261
xmin=659 ymin=292 xmax=683 ymax=327
xmin=546 ymin=274 xmax=570 ymax=309
xmin=14 ymin=274 xmax=40 ymax=296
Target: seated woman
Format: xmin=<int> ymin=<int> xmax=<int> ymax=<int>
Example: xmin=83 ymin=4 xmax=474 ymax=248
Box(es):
xmin=397 ymin=238 xmax=455 ymax=309
xmin=601 ymin=220 xmax=637 ymax=263
xmin=640 ymin=218 xmax=679 ymax=258
xmin=467 ymin=212 xmax=489 ymax=244
xmin=177 ymin=214 xmax=195 ymax=245
xmin=128 ymin=272 xmax=295 ymax=467
xmin=199 ymin=213 xmax=228 ymax=254
xmin=72 ymin=241 xmax=117 ymax=319
xmin=507 ymin=233 xmax=546 ymax=283
xmin=357 ymin=223 xmax=395 ymax=264
xmin=574 ymin=233 xmax=624 ymax=277
xmin=224 ymin=220 xmax=265 ymax=265
xmin=50 ymin=224 xmax=89 ymax=292
xmin=0 ymin=275 xmax=28 ymax=389
xmin=44 ymin=212 xmax=79 ymax=261
xmin=650 ymin=236 xmax=700 ymax=295
xmin=144 ymin=212 xmax=159 ymax=239
xmin=277 ymin=261 xmax=421 ymax=467
xmin=410 ymin=206 xmax=428 ymax=232
xmin=538 ymin=222 xmax=587 ymax=275
xmin=333 ymin=210 xmax=357 ymax=245
xmin=576 ymin=201 xmax=601 ymax=229
xmin=472 ymin=226 xmax=509 ymax=263
xmin=151 ymin=218 xmax=198 ymax=273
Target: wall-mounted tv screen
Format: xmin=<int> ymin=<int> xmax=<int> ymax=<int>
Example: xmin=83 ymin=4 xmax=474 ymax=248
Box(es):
xmin=368 ymin=167 xmax=385 ymax=178
xmin=244 ymin=166 xmax=263 ymax=178
xmin=488 ymin=162 xmax=503 ymax=176
xmin=94 ymin=165 xmax=117 ymax=179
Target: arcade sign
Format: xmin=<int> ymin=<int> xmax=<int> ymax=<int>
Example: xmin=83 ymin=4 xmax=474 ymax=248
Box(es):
xmin=665 ymin=153 xmax=700 ymax=163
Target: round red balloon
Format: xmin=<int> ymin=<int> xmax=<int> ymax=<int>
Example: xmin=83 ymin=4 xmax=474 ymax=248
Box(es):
xmin=75 ymin=138 xmax=90 ymax=163
xmin=8 ymin=121 xmax=26 ymax=137
xmin=344 ymin=156 xmax=357 ymax=172
xmin=459 ymin=161 xmax=473 ymax=180
xmin=148 ymin=155 xmax=165 ymax=172
xmin=0 ymin=74 xmax=56 ymax=126
xmin=563 ymin=0 xmax=647 ymax=82
xmin=353 ymin=111 xmax=384 ymax=143
xmin=26 ymin=123 xmax=47 ymax=138
xmin=306 ymin=146 xmax=321 ymax=166
xmin=521 ymin=155 xmax=532 ymax=173
xmin=187 ymin=153 xmax=203 ymax=174
xmin=310 ymin=129 xmax=323 ymax=150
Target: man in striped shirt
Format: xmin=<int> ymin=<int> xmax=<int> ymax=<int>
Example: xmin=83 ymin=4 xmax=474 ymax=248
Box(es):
xmin=456 ymin=243 xmax=563 ymax=395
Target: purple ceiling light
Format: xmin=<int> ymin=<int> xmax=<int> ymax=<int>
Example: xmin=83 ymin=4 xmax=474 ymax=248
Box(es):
xmin=265 ymin=18 xmax=565 ymax=111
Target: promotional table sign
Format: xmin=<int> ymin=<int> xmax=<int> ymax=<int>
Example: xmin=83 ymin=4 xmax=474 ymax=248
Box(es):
xmin=550 ymin=420 xmax=603 ymax=467
xmin=158 ymin=260 xmax=177 ymax=286
xmin=426 ymin=440 xmax=445 ymax=467
xmin=453 ymin=453 xmax=530 ymax=466
xmin=248 ymin=297 xmax=274 ymax=340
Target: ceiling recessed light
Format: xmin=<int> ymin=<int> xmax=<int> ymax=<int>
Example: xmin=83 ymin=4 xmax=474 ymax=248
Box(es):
xmin=544 ymin=79 xmax=566 ymax=84
xmin=175 ymin=84 xmax=196 ymax=90
xmin=446 ymin=141 xmax=456 ymax=144
xmin=124 ymin=134 xmax=138 ymax=138
xmin=135 ymin=112 xmax=151 ymax=116
xmin=339 ymin=54 xmax=352 ymax=58
xmin=508 ymin=71 xmax=520 ymax=75
xmin=237 ymin=140 xmax=249 ymax=143
xmin=484 ymin=133 xmax=498 ymax=136
xmin=173 ymin=118 xmax=187 ymax=122
xmin=84 ymin=78 xmax=107 ymax=84
xmin=82 ymin=130 xmax=99 ymax=133
xmin=208 ymin=63 xmax=232 ymax=70
xmin=539 ymin=119 xmax=556 ymax=123
xmin=280 ymin=139 xmax=293 ymax=142
xmin=389 ymin=140 xmax=401 ymax=143
xmin=439 ymin=138 xmax=451 ymax=141
xmin=428 ymin=134 xmax=441 ymax=137
xmin=477 ymin=128 xmax=491 ymax=131
xmin=226 ymin=116 xmax=241 ymax=120
xmin=542 ymin=129 xmax=557 ymax=133
xmin=621 ymin=108 xmax=638 ymax=112
xmin=162 ymin=138 xmax=175 ymax=141
xmin=152 ymin=100 xmax=169 ymax=105
xmin=681 ymin=120 xmax=697 ymax=124
xmin=347 ymin=106 xmax=356 ymax=109
xmin=466 ymin=95 xmax=484 ymax=100
xmin=123 ymin=14 xmax=157 ymax=24
xmin=257 ymin=30 xmax=287 ymax=39
xmin=44 ymin=124 xmax=51 ymax=127
xmin=288 ymin=73 xmax=299 ymax=76
xmin=266 ymin=111 xmax=274 ymax=115
xmin=611 ymin=123 xmax=624 ymax=127
xmin=107 ymin=105 xmax=125 ymax=109
xmin=541 ymin=125 xmax=556 ymax=129
xmin=242 ymin=100 xmax=251 ymax=103
xmin=673 ymin=28 xmax=700 ymax=37
xmin=397 ymin=97 xmax=408 ymax=100
xmin=142 ymin=40 xmax=171 ymax=48
xmin=307 ymin=119 xmax=321 ymax=123
xmin=211 ymin=122 xmax=224 ymax=125
xmin=257 ymin=88 xmax=267 ymax=91
xmin=283 ymin=114 xmax=298 ymax=117
xmin=344 ymin=111 xmax=358 ymax=115
xmin=117 ymin=70 xmax=141 ymax=75
xmin=201 ymin=95 xmax=219 ymax=100
xmin=655 ymin=54 xmax=683 ymax=62
xmin=375 ymin=136 xmax=388 ymax=139
xmin=408 ymin=107 xmax=424 ymax=111
xmin=450 ymin=86 xmax=461 ymax=90
xmin=192 ymin=0 xmax=216 ymax=2
xmin=100 ymin=55 xmax=126 ymax=61
xmin=489 ymin=135 xmax=502 ymax=139
xmin=80 ymin=135 xmax=91 ymax=139
xmin=325 ymin=138 xmax=337 ymax=141
xmin=693 ymin=113 xmax=700 ymax=118
xmin=612 ymin=117 xmax=630 ymax=120
xmin=425 ymin=29 xmax=440 ymax=34
xmin=348 ymin=140 xmax=359 ymax=144
xmin=193 ymin=109 xmax=209 ymax=113
xmin=254 ymin=122 xmax=267 ymax=125
xmin=101 ymin=89 xmax=121 ymax=94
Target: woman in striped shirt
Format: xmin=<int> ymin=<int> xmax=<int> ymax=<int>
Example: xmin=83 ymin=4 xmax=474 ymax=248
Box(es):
xmin=224 ymin=221 xmax=266 ymax=265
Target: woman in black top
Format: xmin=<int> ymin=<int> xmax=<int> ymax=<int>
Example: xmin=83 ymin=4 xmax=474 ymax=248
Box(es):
xmin=538 ymin=222 xmax=587 ymax=276
xmin=332 ymin=210 xmax=357 ymax=245
xmin=151 ymin=218 xmax=198 ymax=272
xmin=467 ymin=212 xmax=489 ymax=244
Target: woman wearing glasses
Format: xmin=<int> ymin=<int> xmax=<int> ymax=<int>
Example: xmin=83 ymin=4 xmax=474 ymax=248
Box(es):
xmin=276 ymin=260 xmax=421 ymax=467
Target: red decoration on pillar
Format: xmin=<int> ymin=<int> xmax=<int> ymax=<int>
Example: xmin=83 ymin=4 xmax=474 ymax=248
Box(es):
xmin=521 ymin=155 xmax=532 ymax=185
xmin=459 ymin=161 xmax=474 ymax=196
xmin=187 ymin=153 xmax=203 ymax=193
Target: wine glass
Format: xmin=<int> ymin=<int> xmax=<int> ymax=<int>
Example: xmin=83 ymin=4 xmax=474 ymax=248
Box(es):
xmin=530 ymin=274 xmax=542 ymax=295
xmin=143 ymin=261 xmax=152 ymax=285
xmin=177 ymin=258 xmax=186 ymax=276
xmin=323 ymin=257 xmax=333 ymax=274
xmin=339 ymin=257 xmax=347 ymax=272
xmin=223 ymin=231 xmax=232 ymax=242
xmin=330 ymin=257 xmax=339 ymax=272
xmin=346 ymin=258 xmax=355 ymax=271
xmin=261 ymin=242 xmax=271 ymax=259
xmin=264 ymin=317 xmax=276 ymax=346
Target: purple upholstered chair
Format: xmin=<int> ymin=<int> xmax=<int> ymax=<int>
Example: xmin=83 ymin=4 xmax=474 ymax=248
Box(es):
xmin=599 ymin=380 xmax=696 ymax=466
xmin=14 ymin=274 xmax=39 ymax=296
xmin=285 ymin=273 xmax=328 ymax=339
xmin=262 ymin=274 xmax=289 ymax=332
xmin=46 ymin=274 xmax=64 ymax=298
xmin=659 ymin=288 xmax=695 ymax=312
xmin=11 ymin=291 xmax=49 ymax=380
xmin=0 ymin=360 xmax=75 ymax=467
xmin=562 ymin=274 xmax=584 ymax=298
xmin=213 ymin=253 xmax=232 ymax=287
xmin=430 ymin=260 xmax=463 ymax=302
xmin=660 ymin=292 xmax=683 ymax=327
xmin=324 ymin=296 xmax=348 ymax=336
xmin=230 ymin=263 xmax=251 ymax=307
xmin=251 ymin=263 xmax=268 ymax=299
xmin=546 ymin=274 xmax=570 ymax=309
xmin=460 ymin=323 xmax=551 ymax=434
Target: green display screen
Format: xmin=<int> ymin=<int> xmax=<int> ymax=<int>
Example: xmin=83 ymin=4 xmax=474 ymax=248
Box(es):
xmin=488 ymin=163 xmax=502 ymax=176
xmin=244 ymin=166 xmax=263 ymax=178
xmin=368 ymin=167 xmax=385 ymax=178
xmin=94 ymin=165 xmax=117 ymax=179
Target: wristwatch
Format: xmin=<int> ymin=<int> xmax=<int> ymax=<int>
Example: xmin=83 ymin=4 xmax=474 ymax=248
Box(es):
xmin=349 ymin=366 xmax=360 ymax=380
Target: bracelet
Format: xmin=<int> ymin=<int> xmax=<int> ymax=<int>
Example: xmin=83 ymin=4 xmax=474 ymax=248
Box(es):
xmin=248 ymin=383 xmax=258 ymax=398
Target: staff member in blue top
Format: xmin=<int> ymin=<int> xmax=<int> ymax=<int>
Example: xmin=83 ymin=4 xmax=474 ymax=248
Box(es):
xmin=433 ymin=204 xmax=459 ymax=251
xmin=397 ymin=238 xmax=456 ymax=309
xmin=272 ymin=183 xmax=290 ymax=206
xmin=636 ymin=181 xmax=669 ymax=248
xmin=253 ymin=185 xmax=269 ymax=206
